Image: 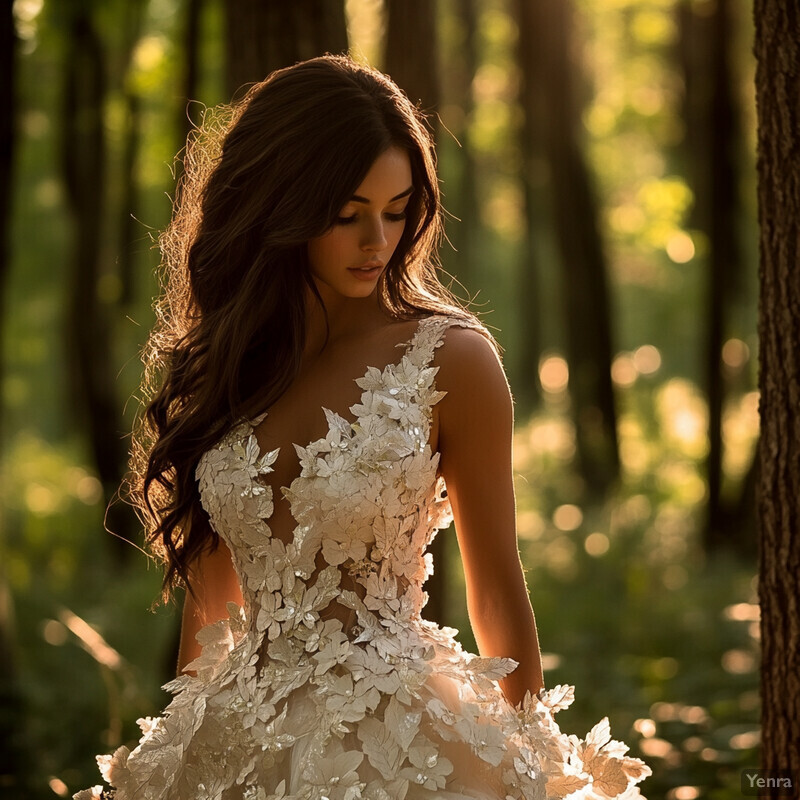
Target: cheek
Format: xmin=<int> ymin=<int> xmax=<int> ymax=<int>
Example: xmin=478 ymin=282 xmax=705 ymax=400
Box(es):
xmin=388 ymin=225 xmax=406 ymax=256
xmin=309 ymin=231 xmax=346 ymax=271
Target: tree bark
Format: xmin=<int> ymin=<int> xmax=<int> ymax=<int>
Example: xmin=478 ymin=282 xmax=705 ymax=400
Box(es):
xmin=60 ymin=2 xmax=133 ymax=560
xmin=753 ymin=0 xmax=800 ymax=784
xmin=224 ymin=0 xmax=348 ymax=100
xmin=519 ymin=0 xmax=619 ymax=495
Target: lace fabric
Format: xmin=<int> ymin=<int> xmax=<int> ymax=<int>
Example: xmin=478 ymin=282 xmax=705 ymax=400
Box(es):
xmin=75 ymin=316 xmax=650 ymax=800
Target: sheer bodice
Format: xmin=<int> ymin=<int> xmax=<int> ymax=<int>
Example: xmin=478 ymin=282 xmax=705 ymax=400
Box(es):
xmin=198 ymin=315 xmax=454 ymax=636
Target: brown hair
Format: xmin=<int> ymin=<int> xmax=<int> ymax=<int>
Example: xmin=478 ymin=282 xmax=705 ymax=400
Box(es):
xmin=131 ymin=55 xmax=482 ymax=600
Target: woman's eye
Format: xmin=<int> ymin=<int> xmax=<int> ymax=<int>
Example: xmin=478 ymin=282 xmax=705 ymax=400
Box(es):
xmin=334 ymin=208 xmax=407 ymax=226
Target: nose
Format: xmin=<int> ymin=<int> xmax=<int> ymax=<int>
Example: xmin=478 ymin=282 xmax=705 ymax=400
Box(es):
xmin=361 ymin=215 xmax=388 ymax=253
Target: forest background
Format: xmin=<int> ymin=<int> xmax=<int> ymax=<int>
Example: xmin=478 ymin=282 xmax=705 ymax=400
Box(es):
xmin=0 ymin=0 xmax=764 ymax=798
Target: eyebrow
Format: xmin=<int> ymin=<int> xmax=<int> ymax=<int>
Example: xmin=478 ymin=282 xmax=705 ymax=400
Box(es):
xmin=351 ymin=186 xmax=414 ymax=204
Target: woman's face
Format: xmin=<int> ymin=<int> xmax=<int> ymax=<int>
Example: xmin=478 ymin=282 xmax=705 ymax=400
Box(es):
xmin=308 ymin=147 xmax=413 ymax=301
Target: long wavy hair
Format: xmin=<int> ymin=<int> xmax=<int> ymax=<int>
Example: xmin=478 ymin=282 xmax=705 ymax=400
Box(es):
xmin=131 ymin=55 xmax=484 ymax=600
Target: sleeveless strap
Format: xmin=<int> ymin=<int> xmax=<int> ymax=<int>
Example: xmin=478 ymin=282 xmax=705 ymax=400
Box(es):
xmin=405 ymin=315 xmax=489 ymax=371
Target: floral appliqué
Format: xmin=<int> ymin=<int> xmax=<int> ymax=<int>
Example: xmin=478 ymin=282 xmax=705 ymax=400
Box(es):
xmin=75 ymin=317 xmax=650 ymax=800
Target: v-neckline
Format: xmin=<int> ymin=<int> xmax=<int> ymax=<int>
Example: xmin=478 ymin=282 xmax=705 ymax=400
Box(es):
xmin=242 ymin=315 xmax=433 ymax=473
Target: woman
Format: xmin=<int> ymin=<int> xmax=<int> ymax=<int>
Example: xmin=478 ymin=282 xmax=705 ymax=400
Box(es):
xmin=76 ymin=55 xmax=649 ymax=800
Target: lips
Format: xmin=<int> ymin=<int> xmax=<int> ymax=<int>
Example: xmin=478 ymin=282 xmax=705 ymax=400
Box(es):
xmin=348 ymin=261 xmax=385 ymax=281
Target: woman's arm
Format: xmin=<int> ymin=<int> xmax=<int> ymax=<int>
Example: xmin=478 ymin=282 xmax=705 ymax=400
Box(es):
xmin=177 ymin=536 xmax=244 ymax=675
xmin=435 ymin=326 xmax=544 ymax=706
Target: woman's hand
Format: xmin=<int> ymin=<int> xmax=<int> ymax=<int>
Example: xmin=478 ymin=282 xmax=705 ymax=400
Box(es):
xmin=434 ymin=326 xmax=544 ymax=706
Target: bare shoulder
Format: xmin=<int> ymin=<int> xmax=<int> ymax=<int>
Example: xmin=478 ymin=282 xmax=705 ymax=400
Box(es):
xmin=433 ymin=323 xmax=509 ymax=396
xmin=432 ymin=322 xmax=513 ymax=445
xmin=432 ymin=321 xmax=513 ymax=463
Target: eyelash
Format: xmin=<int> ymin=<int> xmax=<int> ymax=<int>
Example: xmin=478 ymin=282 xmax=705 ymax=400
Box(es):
xmin=336 ymin=211 xmax=407 ymax=226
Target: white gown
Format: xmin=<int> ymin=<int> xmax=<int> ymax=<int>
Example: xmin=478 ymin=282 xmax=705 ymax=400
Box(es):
xmin=75 ymin=315 xmax=650 ymax=800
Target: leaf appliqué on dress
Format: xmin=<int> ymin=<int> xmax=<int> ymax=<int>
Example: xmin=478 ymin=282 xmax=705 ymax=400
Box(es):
xmin=75 ymin=317 xmax=651 ymax=800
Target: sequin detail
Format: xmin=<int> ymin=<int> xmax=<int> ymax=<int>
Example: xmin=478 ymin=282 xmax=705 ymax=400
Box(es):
xmin=75 ymin=316 xmax=650 ymax=800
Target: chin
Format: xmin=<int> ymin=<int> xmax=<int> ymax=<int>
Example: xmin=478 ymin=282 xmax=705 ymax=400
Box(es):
xmin=346 ymin=284 xmax=381 ymax=300
xmin=312 ymin=272 xmax=384 ymax=303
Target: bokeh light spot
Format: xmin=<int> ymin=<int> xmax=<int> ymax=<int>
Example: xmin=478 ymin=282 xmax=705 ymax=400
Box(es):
xmin=667 ymin=787 xmax=700 ymax=800
xmin=553 ymin=504 xmax=583 ymax=531
xmin=584 ymin=532 xmax=609 ymax=556
xmin=639 ymin=737 xmax=674 ymax=758
xmin=611 ymin=353 xmax=637 ymax=387
xmin=721 ymin=648 xmax=757 ymax=674
xmin=666 ymin=231 xmax=695 ymax=263
xmin=729 ymin=730 xmax=760 ymax=750
xmin=42 ymin=620 xmax=68 ymax=646
xmin=539 ymin=355 xmax=569 ymax=394
xmin=48 ymin=777 xmax=69 ymax=797
xmin=76 ymin=475 xmax=103 ymax=505
xmin=633 ymin=344 xmax=662 ymax=375
xmin=722 ymin=337 xmax=750 ymax=369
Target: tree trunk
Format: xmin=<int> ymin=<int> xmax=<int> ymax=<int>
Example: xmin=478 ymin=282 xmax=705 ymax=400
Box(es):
xmin=678 ymin=0 xmax=745 ymax=552
xmin=753 ymin=0 xmax=800 ymax=784
xmin=224 ymin=0 xmax=348 ymax=100
xmin=118 ymin=0 xmax=146 ymax=307
xmin=0 ymin=571 xmax=34 ymax=796
xmin=439 ymin=0 xmax=479 ymax=296
xmin=384 ymin=0 xmax=439 ymax=113
xmin=701 ymin=0 xmax=732 ymax=553
xmin=0 ymin=7 xmax=29 ymax=792
xmin=513 ymin=0 xmax=546 ymax=413
xmin=522 ymin=0 xmax=619 ymax=495
xmin=172 ymin=0 xmax=204 ymax=198
xmin=179 ymin=0 xmax=203 ymax=148
xmin=60 ymin=2 xmax=133 ymax=560
xmin=0 ymin=0 xmax=15 ymax=445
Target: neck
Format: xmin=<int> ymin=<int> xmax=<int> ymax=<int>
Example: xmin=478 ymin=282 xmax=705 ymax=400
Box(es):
xmin=303 ymin=283 xmax=387 ymax=357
